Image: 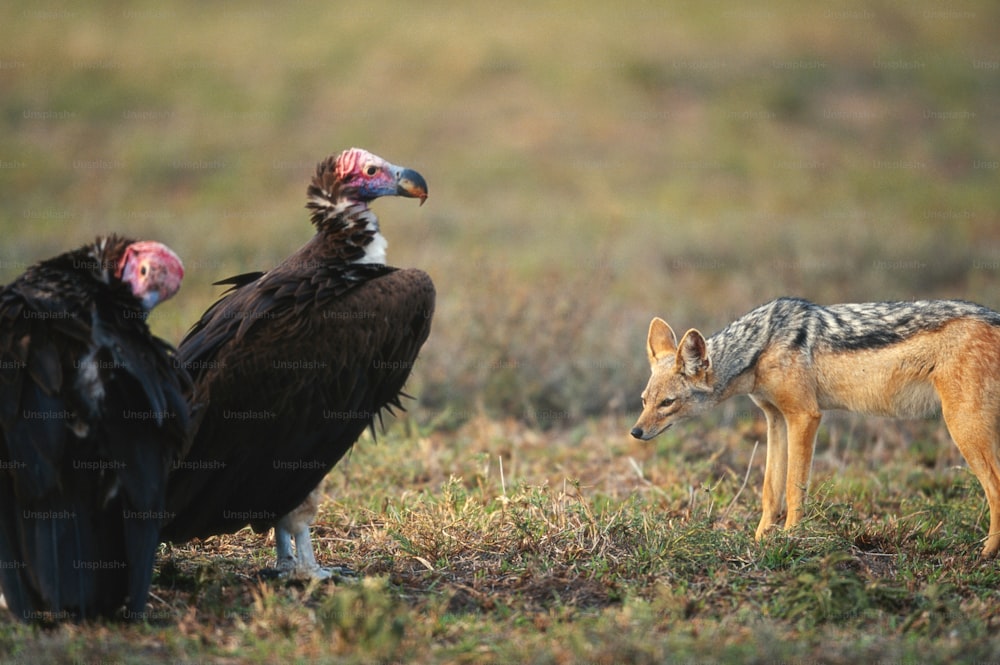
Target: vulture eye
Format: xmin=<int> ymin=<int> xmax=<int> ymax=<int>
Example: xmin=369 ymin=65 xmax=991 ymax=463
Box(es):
xmin=364 ymin=164 xmax=378 ymax=176
xmin=140 ymin=265 xmax=148 ymax=276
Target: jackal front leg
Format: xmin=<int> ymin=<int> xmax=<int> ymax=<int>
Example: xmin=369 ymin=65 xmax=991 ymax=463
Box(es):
xmin=754 ymin=399 xmax=788 ymax=540
xmin=782 ymin=410 xmax=822 ymax=531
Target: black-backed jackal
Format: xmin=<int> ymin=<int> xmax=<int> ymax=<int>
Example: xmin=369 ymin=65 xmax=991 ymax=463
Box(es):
xmin=630 ymin=297 xmax=1000 ymax=557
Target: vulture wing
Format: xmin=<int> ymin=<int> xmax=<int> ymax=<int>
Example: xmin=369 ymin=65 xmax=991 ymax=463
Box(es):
xmin=162 ymin=258 xmax=434 ymax=541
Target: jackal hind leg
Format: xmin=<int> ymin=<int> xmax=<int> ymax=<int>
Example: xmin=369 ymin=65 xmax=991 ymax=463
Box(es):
xmin=754 ymin=399 xmax=788 ymax=541
xmin=940 ymin=395 xmax=1000 ymax=558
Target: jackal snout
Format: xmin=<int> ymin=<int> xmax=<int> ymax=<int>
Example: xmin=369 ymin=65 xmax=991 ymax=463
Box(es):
xmin=629 ymin=425 xmax=654 ymax=440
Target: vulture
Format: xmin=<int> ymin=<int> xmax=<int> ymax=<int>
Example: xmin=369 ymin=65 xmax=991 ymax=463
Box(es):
xmin=161 ymin=147 xmax=434 ymax=579
xmin=0 ymin=236 xmax=191 ymax=621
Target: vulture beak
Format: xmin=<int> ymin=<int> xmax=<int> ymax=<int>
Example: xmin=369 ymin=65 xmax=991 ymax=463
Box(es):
xmin=396 ymin=167 xmax=428 ymax=206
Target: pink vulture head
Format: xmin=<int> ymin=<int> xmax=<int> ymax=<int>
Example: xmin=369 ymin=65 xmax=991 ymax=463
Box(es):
xmin=331 ymin=147 xmax=428 ymax=205
xmin=116 ymin=241 xmax=185 ymax=311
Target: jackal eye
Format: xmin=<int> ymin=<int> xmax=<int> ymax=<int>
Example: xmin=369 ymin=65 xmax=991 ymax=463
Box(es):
xmin=659 ymin=398 xmax=675 ymax=408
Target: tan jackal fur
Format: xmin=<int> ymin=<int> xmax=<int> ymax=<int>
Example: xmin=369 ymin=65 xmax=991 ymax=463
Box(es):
xmin=630 ymin=297 xmax=1000 ymax=557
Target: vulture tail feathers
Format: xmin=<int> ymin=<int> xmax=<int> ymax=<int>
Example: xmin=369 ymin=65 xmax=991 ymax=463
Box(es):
xmin=121 ymin=512 xmax=158 ymax=617
xmin=27 ymin=498 xmax=95 ymax=620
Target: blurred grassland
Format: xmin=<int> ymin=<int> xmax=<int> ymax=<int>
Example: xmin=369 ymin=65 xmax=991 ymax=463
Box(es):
xmin=2 ymin=1 xmax=999 ymax=425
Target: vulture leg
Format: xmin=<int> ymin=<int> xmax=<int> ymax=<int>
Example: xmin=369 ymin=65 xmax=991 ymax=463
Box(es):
xmin=274 ymin=525 xmax=294 ymax=571
xmin=272 ymin=488 xmax=354 ymax=580
xmin=274 ymin=519 xmax=330 ymax=581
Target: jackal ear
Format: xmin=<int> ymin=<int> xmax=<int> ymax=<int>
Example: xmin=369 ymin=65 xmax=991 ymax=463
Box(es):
xmin=676 ymin=329 xmax=710 ymax=377
xmin=646 ymin=317 xmax=678 ymax=365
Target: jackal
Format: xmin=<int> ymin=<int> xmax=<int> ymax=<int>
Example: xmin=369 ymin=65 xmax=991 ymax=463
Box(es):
xmin=630 ymin=297 xmax=1000 ymax=557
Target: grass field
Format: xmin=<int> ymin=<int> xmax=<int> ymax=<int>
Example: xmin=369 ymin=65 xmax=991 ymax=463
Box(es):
xmin=1 ymin=0 xmax=1000 ymax=662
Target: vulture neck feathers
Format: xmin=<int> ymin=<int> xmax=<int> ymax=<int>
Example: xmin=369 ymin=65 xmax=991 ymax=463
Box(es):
xmin=305 ymin=162 xmax=386 ymax=266
xmin=305 ymin=199 xmax=387 ymax=266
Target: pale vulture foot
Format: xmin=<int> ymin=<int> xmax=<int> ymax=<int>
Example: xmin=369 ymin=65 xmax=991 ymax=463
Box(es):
xmin=273 ymin=491 xmax=357 ymax=582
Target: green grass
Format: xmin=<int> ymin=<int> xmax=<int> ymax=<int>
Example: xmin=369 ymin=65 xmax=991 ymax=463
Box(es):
xmin=1 ymin=0 xmax=1000 ymax=662
xmin=8 ymin=415 xmax=1000 ymax=663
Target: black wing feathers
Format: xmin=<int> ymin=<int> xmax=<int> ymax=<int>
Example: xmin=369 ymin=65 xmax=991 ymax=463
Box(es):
xmin=162 ymin=262 xmax=434 ymax=542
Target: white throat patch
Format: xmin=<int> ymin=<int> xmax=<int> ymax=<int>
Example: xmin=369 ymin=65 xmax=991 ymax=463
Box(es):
xmin=358 ymin=230 xmax=387 ymax=264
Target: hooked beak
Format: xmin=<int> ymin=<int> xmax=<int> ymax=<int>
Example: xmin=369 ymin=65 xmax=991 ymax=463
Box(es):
xmin=396 ymin=167 xmax=428 ymax=205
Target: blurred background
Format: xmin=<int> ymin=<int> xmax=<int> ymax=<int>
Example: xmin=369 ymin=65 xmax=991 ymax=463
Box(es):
xmin=1 ymin=0 xmax=998 ymax=430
